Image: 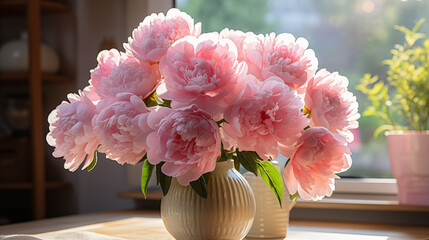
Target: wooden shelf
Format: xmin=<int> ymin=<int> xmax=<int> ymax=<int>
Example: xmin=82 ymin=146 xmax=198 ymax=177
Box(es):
xmin=0 ymin=181 xmax=71 ymax=191
xmin=0 ymin=0 xmax=73 ymax=221
xmin=0 ymin=73 xmax=72 ymax=82
xmin=0 ymin=0 xmax=70 ymax=15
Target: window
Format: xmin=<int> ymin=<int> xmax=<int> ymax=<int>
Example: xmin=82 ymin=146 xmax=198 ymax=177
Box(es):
xmin=175 ymin=0 xmax=429 ymax=178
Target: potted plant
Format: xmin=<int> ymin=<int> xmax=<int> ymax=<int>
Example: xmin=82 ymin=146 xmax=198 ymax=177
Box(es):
xmin=358 ymin=19 xmax=429 ymax=206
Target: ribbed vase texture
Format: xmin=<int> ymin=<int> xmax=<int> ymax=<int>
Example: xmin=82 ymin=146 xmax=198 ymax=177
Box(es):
xmin=161 ymin=160 xmax=256 ymax=240
xmin=244 ymin=165 xmax=292 ymax=239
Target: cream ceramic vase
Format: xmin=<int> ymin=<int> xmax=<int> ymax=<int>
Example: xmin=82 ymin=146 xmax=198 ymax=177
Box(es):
xmin=161 ymin=159 xmax=256 ymax=240
xmin=386 ymin=130 xmax=429 ymax=206
xmin=244 ymin=161 xmax=295 ymax=239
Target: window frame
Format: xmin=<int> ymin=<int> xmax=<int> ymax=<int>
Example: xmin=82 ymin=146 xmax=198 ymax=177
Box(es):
xmin=335 ymin=178 xmax=397 ymax=195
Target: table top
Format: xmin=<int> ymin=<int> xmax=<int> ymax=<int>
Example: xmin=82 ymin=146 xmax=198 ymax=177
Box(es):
xmin=0 ymin=210 xmax=428 ymax=240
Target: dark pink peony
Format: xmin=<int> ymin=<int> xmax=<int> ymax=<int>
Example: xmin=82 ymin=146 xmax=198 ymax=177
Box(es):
xmin=146 ymin=105 xmax=221 ymax=186
xmin=283 ymin=127 xmax=352 ymax=201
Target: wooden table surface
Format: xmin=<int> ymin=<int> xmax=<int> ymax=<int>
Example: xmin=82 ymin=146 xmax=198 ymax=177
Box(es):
xmin=0 ymin=210 xmax=428 ymax=239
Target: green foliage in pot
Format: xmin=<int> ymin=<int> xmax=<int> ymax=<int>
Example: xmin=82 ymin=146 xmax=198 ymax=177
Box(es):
xmin=358 ymin=19 xmax=429 ymax=135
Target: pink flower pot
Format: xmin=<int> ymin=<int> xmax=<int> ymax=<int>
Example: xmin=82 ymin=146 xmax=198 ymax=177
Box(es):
xmin=386 ymin=131 xmax=429 ymax=206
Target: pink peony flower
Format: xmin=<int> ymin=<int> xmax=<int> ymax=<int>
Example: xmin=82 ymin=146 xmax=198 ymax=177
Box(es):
xmin=159 ymin=33 xmax=247 ymax=120
xmin=90 ymin=49 xmax=121 ymax=87
xmin=222 ymin=75 xmax=309 ymax=160
xmin=220 ymin=28 xmax=256 ymax=62
xmin=283 ymin=127 xmax=352 ymax=201
xmin=92 ymin=93 xmax=150 ymax=165
xmin=304 ymin=69 xmax=360 ymax=142
xmin=82 ymin=84 xmax=101 ymax=103
xmin=243 ymin=33 xmax=318 ymax=93
xmin=146 ymin=105 xmax=221 ymax=186
xmin=125 ymin=8 xmax=201 ymax=63
xmin=90 ymin=49 xmax=160 ymax=99
xmin=46 ymin=91 xmax=99 ymax=172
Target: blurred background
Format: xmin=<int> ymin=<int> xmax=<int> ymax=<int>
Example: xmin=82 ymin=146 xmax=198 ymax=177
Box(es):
xmin=0 ymin=0 xmax=427 ymax=225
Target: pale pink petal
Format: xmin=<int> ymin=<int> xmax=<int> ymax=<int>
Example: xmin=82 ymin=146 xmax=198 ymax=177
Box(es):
xmin=90 ymin=51 xmax=161 ymax=99
xmin=126 ymin=8 xmax=201 ymax=63
xmin=282 ymin=127 xmax=352 ymax=201
xmin=243 ymin=32 xmax=318 ymax=93
xmin=159 ymin=34 xmax=247 ymax=120
xmin=222 ymin=75 xmax=308 ymax=160
xmin=92 ymin=93 xmax=150 ymax=165
xmin=304 ymin=69 xmax=360 ymax=142
xmin=46 ymin=91 xmax=99 ymax=171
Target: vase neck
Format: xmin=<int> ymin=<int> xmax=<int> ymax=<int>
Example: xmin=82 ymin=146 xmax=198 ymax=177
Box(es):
xmin=214 ymin=159 xmax=234 ymax=173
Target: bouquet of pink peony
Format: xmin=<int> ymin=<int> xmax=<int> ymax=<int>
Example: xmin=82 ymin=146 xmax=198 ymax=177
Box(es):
xmin=47 ymin=8 xmax=359 ymax=204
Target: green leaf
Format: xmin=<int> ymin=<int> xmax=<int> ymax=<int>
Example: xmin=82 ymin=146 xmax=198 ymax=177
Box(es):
xmin=159 ymin=99 xmax=171 ymax=108
xmin=156 ymin=163 xmax=172 ymax=196
xmin=284 ymin=158 xmax=290 ymax=169
xmin=363 ymin=109 xmax=390 ymax=122
xmin=395 ymin=19 xmax=426 ymax=47
xmin=144 ymin=91 xmax=168 ymax=107
xmin=368 ymin=82 xmax=385 ymax=95
xmin=87 ymin=150 xmax=98 ymax=172
xmin=394 ymin=25 xmax=413 ymax=37
xmin=225 ymin=150 xmax=234 ymax=160
xmin=190 ymin=173 xmax=210 ymax=198
xmin=236 ymin=150 xmax=259 ymax=176
xmin=156 ymin=163 xmax=162 ymax=185
xmin=290 ymin=192 xmax=299 ymax=202
xmin=216 ymin=119 xmax=229 ymax=127
xmin=141 ymin=159 xmax=154 ymax=199
xmin=256 ymin=160 xmax=283 ymax=208
xmin=144 ymin=97 xmax=158 ymax=107
xmin=220 ymin=142 xmax=228 ymax=161
xmin=203 ymin=172 xmax=211 ymax=183
xmin=373 ymin=124 xmax=395 ymax=137
xmin=233 ymin=155 xmax=240 ymax=171
xmin=412 ymin=18 xmax=425 ymax=33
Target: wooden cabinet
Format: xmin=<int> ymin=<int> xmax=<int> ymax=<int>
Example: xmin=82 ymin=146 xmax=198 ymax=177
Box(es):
xmin=0 ymin=0 xmax=73 ymax=222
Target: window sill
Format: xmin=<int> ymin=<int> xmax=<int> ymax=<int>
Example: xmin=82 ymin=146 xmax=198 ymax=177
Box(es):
xmin=118 ymin=190 xmax=429 ymax=212
xmin=295 ymin=193 xmax=429 ymax=212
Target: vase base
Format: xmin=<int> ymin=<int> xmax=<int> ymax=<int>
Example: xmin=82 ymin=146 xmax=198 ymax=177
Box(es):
xmin=246 ymin=236 xmax=285 ymax=239
xmin=397 ymin=176 xmax=429 ymax=206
